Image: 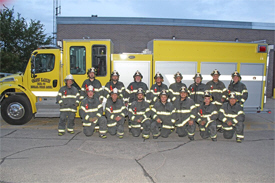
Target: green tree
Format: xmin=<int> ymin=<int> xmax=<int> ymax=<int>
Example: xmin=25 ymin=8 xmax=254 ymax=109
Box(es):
xmin=0 ymin=6 xmax=52 ymax=73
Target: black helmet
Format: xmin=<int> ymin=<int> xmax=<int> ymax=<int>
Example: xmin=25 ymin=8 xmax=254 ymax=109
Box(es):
xmin=87 ymin=67 xmax=96 ymax=76
xmin=159 ymin=89 xmax=168 ymax=96
xmin=174 ymin=71 xmax=183 ymax=79
xmin=211 ymin=69 xmax=221 ymax=76
xmin=179 ymin=86 xmax=188 ymax=93
xmin=133 ymin=70 xmax=143 ymax=79
xmin=136 ymin=88 xmax=145 ymax=95
xmin=154 ymin=72 xmax=163 ymax=79
xmin=193 ymin=72 xmax=203 ymax=80
xmin=231 ymin=71 xmax=241 ymax=80
xmin=228 ymin=92 xmax=237 ymax=100
xmin=111 ymin=70 xmax=120 ymax=77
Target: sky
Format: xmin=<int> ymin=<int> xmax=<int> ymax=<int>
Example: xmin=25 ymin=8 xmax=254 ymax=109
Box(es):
xmin=2 ymin=0 xmax=275 ymax=36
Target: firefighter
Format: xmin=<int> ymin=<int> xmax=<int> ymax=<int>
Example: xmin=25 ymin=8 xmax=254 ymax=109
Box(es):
xmin=188 ymin=72 xmax=206 ymax=107
xmin=79 ymin=85 xmax=107 ymax=138
xmin=219 ymin=92 xmax=245 ymax=143
xmin=80 ymin=67 xmax=103 ymax=102
xmin=205 ymin=69 xmax=227 ymax=132
xmin=169 ymin=71 xmax=187 ymax=103
xmin=151 ymin=89 xmax=176 ymax=139
xmin=103 ymin=70 xmax=126 ymax=102
xmin=126 ymin=71 xmax=149 ymax=132
xmin=173 ymin=86 xmax=196 ymax=140
xmin=228 ymin=71 xmax=248 ymax=108
xmin=197 ymin=91 xmax=218 ymax=141
xmin=128 ymin=88 xmax=151 ymax=139
xmin=148 ymin=72 xmax=168 ymax=108
xmin=126 ymin=70 xmax=149 ymax=106
xmin=105 ymin=88 xmax=127 ymax=139
xmin=56 ymin=74 xmax=80 ymax=136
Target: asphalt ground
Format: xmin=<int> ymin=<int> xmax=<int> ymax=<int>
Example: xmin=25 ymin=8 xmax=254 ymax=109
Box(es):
xmin=0 ymin=99 xmax=274 ymax=183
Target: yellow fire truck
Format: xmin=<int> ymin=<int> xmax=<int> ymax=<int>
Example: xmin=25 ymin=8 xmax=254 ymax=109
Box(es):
xmin=0 ymin=39 xmax=269 ymax=125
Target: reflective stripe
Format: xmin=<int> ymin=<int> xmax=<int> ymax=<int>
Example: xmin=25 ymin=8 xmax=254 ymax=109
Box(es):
xmin=162 ymin=125 xmax=174 ymax=129
xmin=236 ymin=134 xmax=244 ymax=138
xmin=67 ymin=128 xmax=74 ymax=132
xmin=211 ymin=134 xmax=217 ymax=138
xmin=83 ymin=123 xmax=91 ymax=126
xmin=80 ymin=106 xmax=100 ymax=113
xmin=61 ymin=95 xmax=78 ymax=99
xmin=176 ymin=117 xmax=190 ymax=127
xmin=176 ymin=109 xmax=191 ymax=113
xmin=210 ymin=89 xmax=223 ymax=93
xmin=85 ymin=115 xmax=89 ymax=120
xmin=58 ymin=100 xmax=62 ymax=104
xmin=99 ymin=130 xmax=107 ymax=134
xmin=188 ymin=132 xmax=195 ymax=136
xmin=131 ymin=124 xmax=141 ymax=128
xmin=58 ymin=129 xmax=65 ymax=132
xmin=200 ymin=128 xmax=206 ymax=131
xmin=222 ymin=117 xmax=227 ymax=122
xmin=107 ymin=122 xmax=117 ymax=127
xmin=223 ymin=126 xmax=233 ymax=130
xmin=117 ymin=132 xmax=124 ymax=136
xmin=212 ymin=101 xmax=222 ymax=105
xmin=220 ymin=109 xmax=244 ymax=118
xmin=156 ymin=111 xmax=172 ymax=115
xmin=190 ymin=91 xmax=204 ymax=95
xmin=199 ymin=111 xmax=218 ymax=118
xmin=233 ymin=118 xmax=238 ymax=123
xmin=60 ymin=108 xmax=77 ymax=112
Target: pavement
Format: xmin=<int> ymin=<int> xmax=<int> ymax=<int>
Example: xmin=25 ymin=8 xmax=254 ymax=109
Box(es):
xmin=0 ymin=99 xmax=274 ymax=183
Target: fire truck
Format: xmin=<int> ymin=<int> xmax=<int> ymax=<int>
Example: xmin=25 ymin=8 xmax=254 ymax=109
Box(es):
xmin=0 ymin=39 xmax=269 ymax=125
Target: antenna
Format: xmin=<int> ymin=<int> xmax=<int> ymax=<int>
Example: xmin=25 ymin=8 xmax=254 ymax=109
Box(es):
xmin=53 ymin=0 xmax=61 ymax=45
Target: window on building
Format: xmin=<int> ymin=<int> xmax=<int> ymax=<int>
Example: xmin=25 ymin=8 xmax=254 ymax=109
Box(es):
xmin=34 ymin=54 xmax=55 ymax=73
xmin=70 ymin=46 xmax=86 ymax=75
xmin=92 ymin=45 xmax=107 ymax=76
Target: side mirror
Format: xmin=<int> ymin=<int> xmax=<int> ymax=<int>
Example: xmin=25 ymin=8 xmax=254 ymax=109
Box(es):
xmin=31 ymin=55 xmax=37 ymax=78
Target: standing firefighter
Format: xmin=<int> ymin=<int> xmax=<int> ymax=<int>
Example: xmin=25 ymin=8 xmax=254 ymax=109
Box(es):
xmin=151 ymin=89 xmax=176 ymax=139
xmin=228 ymin=71 xmax=248 ymax=108
xmin=205 ymin=69 xmax=227 ymax=132
xmin=56 ymin=74 xmax=80 ymax=136
xmin=188 ymin=73 xmax=206 ymax=107
xmin=105 ymin=88 xmax=127 ymax=139
xmin=197 ymin=91 xmax=218 ymax=141
xmin=80 ymin=67 xmax=103 ymax=102
xmin=173 ymin=86 xmax=197 ymax=140
xmin=169 ymin=72 xmax=187 ymax=103
xmin=148 ymin=72 xmax=168 ymax=108
xmin=128 ymin=88 xmax=151 ymax=139
xmin=79 ymin=85 xmax=107 ymax=138
xmin=104 ymin=70 xmax=126 ymax=102
xmin=126 ymin=70 xmax=149 ymax=106
xmin=219 ymin=92 xmax=245 ymax=143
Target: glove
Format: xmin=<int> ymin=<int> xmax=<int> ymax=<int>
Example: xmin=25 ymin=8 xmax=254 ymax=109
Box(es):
xmin=89 ymin=117 xmax=98 ymax=122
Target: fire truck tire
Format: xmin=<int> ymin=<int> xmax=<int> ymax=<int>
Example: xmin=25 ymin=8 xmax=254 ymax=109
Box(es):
xmin=1 ymin=95 xmax=33 ymax=125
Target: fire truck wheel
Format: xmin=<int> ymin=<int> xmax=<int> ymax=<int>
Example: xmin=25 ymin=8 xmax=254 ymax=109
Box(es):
xmin=1 ymin=95 xmax=33 ymax=125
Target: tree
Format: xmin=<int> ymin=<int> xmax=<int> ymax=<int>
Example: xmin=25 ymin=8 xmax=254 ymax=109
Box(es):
xmin=0 ymin=6 xmax=52 ymax=73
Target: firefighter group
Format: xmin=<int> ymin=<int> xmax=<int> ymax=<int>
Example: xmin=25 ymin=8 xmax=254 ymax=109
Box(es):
xmin=56 ymin=68 xmax=248 ymax=143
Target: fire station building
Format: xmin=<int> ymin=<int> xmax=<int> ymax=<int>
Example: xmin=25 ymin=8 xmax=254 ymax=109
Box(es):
xmin=56 ymin=17 xmax=275 ymax=97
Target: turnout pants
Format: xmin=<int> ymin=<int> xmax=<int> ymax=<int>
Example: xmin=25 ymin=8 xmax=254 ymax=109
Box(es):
xmin=58 ymin=111 xmax=75 ymax=133
xmin=151 ymin=120 xmax=173 ymax=138
xmin=107 ymin=117 xmax=125 ymax=136
xmin=83 ymin=116 xmax=107 ymax=137
xmin=223 ymin=122 xmax=244 ymax=139
xmin=130 ymin=119 xmax=151 ymax=138
xmin=176 ymin=123 xmax=196 ymax=138
xmin=199 ymin=122 xmax=217 ymax=139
